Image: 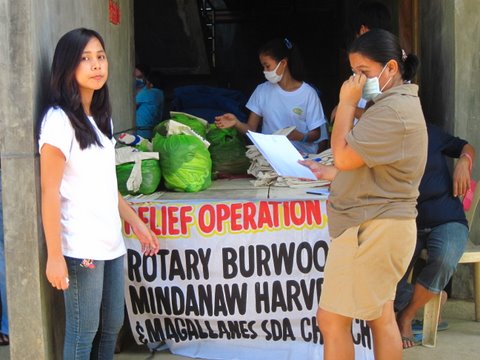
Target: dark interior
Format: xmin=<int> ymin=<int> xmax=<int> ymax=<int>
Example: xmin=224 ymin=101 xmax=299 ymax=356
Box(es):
xmin=133 ymin=0 xmax=396 ymax=121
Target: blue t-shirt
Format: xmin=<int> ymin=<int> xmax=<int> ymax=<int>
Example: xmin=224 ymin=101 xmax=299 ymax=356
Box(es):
xmin=136 ymin=86 xmax=164 ymax=139
xmin=416 ymin=124 xmax=468 ymax=229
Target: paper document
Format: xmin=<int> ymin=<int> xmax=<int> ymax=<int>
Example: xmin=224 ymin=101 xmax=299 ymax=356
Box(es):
xmin=246 ymin=131 xmax=317 ymax=180
xmin=273 ymin=126 xmax=296 ymax=136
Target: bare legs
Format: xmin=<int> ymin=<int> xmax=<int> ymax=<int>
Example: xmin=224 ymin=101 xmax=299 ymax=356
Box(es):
xmin=367 ymin=301 xmax=402 ymax=360
xmin=397 ymin=283 xmax=447 ymax=348
xmin=317 ymin=307 xmax=354 ymax=360
xmin=317 ymin=301 xmax=401 ymax=360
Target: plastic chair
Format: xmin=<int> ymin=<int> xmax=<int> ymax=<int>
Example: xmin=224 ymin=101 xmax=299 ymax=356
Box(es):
xmin=422 ymin=184 xmax=480 ymax=347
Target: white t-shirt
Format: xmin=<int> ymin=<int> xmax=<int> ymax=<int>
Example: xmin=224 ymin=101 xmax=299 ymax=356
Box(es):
xmin=39 ymin=107 xmax=126 ymax=260
xmin=246 ymin=81 xmax=327 ymax=154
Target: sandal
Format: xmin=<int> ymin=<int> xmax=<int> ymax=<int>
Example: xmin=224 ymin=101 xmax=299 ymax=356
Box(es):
xmin=0 ymin=333 xmax=9 ymax=346
xmin=412 ymin=319 xmax=449 ymax=335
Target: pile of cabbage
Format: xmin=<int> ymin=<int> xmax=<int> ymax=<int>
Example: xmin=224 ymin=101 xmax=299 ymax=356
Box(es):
xmin=152 ymin=112 xmax=212 ymax=192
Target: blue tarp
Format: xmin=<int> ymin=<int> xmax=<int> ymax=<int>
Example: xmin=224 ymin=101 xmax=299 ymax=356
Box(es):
xmin=171 ymin=85 xmax=248 ymax=123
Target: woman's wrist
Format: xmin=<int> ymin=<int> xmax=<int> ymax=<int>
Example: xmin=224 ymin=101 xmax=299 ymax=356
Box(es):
xmin=460 ymin=152 xmax=473 ymax=171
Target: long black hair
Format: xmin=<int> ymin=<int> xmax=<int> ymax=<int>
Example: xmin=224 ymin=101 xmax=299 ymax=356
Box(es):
xmin=258 ymin=38 xmax=306 ymax=82
xmin=49 ymin=28 xmax=112 ymax=149
xmin=349 ymin=29 xmax=419 ymax=82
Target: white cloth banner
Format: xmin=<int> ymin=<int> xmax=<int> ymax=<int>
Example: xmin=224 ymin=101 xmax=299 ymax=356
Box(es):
xmin=123 ymin=199 xmax=374 ymax=360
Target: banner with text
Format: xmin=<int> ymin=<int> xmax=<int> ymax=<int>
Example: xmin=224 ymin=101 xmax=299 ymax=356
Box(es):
xmin=123 ymin=199 xmax=373 ymax=360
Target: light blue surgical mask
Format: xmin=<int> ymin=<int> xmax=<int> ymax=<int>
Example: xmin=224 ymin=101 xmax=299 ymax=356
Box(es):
xmin=135 ymin=77 xmax=146 ymax=88
xmin=361 ymin=64 xmax=391 ymax=101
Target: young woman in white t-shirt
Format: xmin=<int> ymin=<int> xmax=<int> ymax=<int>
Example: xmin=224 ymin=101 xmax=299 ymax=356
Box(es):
xmin=215 ymin=38 xmax=328 ymax=154
xmin=39 ymin=28 xmax=159 ymax=359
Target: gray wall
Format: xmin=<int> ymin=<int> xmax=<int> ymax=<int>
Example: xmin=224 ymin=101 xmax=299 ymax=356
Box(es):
xmin=419 ymin=0 xmax=455 ymax=131
xmin=453 ymin=0 xmax=480 ymax=184
xmin=451 ymin=0 xmax=480 ymax=300
xmin=0 ymin=1 xmax=134 ymax=358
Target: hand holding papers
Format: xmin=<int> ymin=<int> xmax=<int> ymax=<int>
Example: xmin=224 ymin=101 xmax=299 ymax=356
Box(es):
xmin=246 ymin=131 xmax=317 ymax=180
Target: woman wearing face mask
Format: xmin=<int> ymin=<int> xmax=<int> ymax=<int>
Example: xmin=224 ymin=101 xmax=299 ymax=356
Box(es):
xmin=215 ymin=38 xmax=328 ymax=154
xmin=301 ymin=29 xmax=427 ymax=360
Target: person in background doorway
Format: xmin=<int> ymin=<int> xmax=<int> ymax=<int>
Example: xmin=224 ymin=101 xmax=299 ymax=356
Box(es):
xmin=39 ymin=28 xmax=159 ymax=359
xmin=352 ymin=0 xmax=392 ymax=37
xmin=215 ymin=38 xmax=328 ymax=154
xmin=301 ymin=29 xmax=427 ymax=360
xmin=135 ymin=64 xmax=164 ymax=139
xmin=394 ymin=128 xmax=475 ymax=348
xmin=331 ymin=0 xmax=393 ymax=125
xmin=0 ymin=160 xmax=9 ymax=346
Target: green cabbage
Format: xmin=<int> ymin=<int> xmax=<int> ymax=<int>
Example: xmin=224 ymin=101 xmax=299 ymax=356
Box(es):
xmin=152 ymin=133 xmax=212 ymax=192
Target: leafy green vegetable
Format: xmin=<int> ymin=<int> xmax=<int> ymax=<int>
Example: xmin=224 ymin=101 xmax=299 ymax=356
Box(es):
xmin=152 ymin=133 xmax=212 ymax=192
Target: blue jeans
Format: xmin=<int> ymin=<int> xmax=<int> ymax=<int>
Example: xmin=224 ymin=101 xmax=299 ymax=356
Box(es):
xmin=395 ymin=222 xmax=469 ymax=312
xmin=64 ymin=255 xmax=125 ymax=360
xmin=0 ymin=169 xmax=8 ymax=336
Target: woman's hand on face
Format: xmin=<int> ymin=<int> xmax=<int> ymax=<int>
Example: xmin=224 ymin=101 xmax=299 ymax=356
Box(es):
xmin=132 ymin=221 xmax=160 ymax=256
xmin=46 ymin=256 xmax=69 ymax=291
xmin=214 ymin=113 xmax=238 ymax=129
xmin=339 ymin=74 xmax=366 ymax=107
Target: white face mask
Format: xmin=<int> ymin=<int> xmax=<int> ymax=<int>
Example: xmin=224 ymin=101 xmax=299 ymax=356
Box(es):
xmin=264 ymin=61 xmax=284 ymax=84
xmin=361 ymin=64 xmax=391 ymax=101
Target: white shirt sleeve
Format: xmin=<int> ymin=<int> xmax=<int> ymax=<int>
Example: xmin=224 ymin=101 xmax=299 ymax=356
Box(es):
xmin=38 ymin=108 xmax=75 ymax=161
xmin=245 ymin=84 xmax=264 ymax=117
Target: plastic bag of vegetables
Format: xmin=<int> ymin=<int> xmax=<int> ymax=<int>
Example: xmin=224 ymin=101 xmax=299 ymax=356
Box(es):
xmin=115 ymin=147 xmax=161 ymax=195
xmin=153 ymin=111 xmax=208 ymax=139
xmin=152 ymin=133 xmax=212 ymax=192
xmin=206 ymin=125 xmax=250 ymax=175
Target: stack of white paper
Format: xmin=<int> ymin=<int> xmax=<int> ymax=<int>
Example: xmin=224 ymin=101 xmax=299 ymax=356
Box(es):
xmin=246 ymin=131 xmax=316 ymax=180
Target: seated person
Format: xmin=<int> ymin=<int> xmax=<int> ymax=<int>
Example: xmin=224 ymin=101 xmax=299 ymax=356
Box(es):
xmin=215 ymin=38 xmax=328 ymax=155
xmin=135 ymin=64 xmax=164 ymax=139
xmin=395 ymin=124 xmax=475 ymax=348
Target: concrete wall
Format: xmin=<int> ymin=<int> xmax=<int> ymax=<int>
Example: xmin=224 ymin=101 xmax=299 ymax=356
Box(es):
xmin=451 ymin=0 xmax=480 ymax=300
xmin=418 ymin=0 xmax=455 ymax=131
xmin=0 ymin=1 xmax=134 ymax=358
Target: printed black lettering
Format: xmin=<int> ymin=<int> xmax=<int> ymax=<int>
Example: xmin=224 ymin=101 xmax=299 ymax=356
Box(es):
xmin=174 ymin=317 xmax=188 ymax=341
xmin=144 ymin=318 xmax=165 ymax=343
xmin=143 ymin=254 xmax=157 ymax=282
xmin=129 ymin=286 xmax=150 ymax=314
xmin=255 ymin=282 xmax=270 ymax=313
xmin=256 ymin=245 xmax=271 ymax=276
xmin=296 ymin=242 xmax=313 ymax=273
xmin=271 ymin=243 xmax=296 ymax=275
xmin=127 ymin=249 xmax=142 ymax=282
xmin=164 ymin=318 xmax=180 ymax=342
xmin=169 ymin=250 xmax=186 ymax=280
xmin=222 ymin=248 xmax=238 ymax=279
